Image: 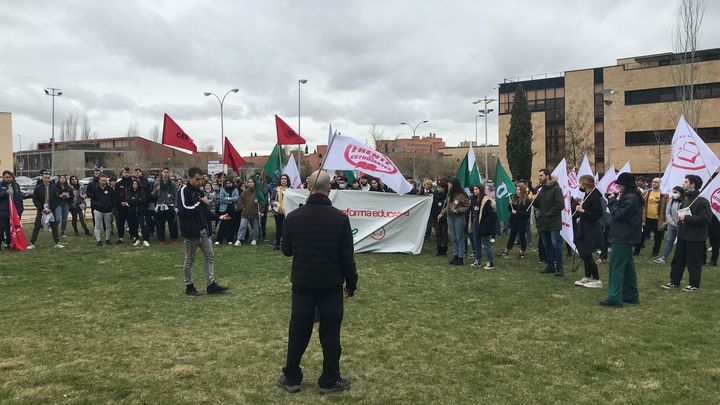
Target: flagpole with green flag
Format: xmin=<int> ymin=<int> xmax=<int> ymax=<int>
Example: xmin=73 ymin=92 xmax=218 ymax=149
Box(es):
xmin=455 ymin=146 xmax=482 ymax=188
xmin=263 ymin=144 xmax=286 ymax=181
xmin=494 ymin=159 xmax=516 ymax=225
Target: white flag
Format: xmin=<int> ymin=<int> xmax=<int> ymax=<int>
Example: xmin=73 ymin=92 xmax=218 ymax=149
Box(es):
xmin=568 ymin=168 xmax=580 ymax=199
xmin=551 ymin=158 xmax=575 ymax=251
xmin=662 ymin=115 xmax=720 ymax=194
xmin=323 ymin=134 xmax=413 ymax=194
xmin=700 ymin=174 xmax=720 ymax=221
xmin=283 ymin=154 xmax=303 ymax=189
xmin=596 ymin=165 xmax=617 ymax=195
xmin=578 ymin=154 xmax=593 ymax=179
xmin=659 ymin=160 xmax=674 ymax=194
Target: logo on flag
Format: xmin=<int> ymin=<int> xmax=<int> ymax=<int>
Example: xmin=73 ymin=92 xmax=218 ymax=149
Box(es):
xmin=674 ymin=141 xmax=703 ymax=169
xmin=711 ymin=188 xmax=720 ymax=213
xmin=343 ymin=145 xmax=398 ymax=174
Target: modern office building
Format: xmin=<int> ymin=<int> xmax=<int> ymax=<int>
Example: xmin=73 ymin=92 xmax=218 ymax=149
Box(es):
xmin=497 ymin=48 xmax=720 ymax=177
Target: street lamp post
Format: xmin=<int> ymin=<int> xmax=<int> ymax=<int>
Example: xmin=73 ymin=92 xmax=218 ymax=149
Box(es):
xmin=603 ymin=89 xmax=615 ymax=172
xmin=400 ymin=120 xmax=429 ymax=180
xmin=44 ymin=88 xmax=62 ymax=176
xmin=204 ymin=88 xmax=239 ymax=159
xmin=473 ymin=97 xmax=496 ymax=180
xmin=298 ymin=79 xmax=308 ymax=170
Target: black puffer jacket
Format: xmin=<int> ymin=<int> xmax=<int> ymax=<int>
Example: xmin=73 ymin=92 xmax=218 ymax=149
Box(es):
xmin=282 ymin=193 xmax=358 ymax=293
xmin=573 ymin=188 xmax=605 ymax=254
xmin=608 ymin=189 xmax=643 ymax=245
xmin=677 ymin=189 xmax=712 ymax=242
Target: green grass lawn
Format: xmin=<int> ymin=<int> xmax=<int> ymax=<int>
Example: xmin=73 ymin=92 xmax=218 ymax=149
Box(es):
xmin=2 ymin=226 xmax=720 ymax=404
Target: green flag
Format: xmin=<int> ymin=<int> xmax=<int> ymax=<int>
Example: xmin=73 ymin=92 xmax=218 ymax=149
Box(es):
xmin=263 ymin=144 xmax=286 ymax=180
xmin=341 ymin=170 xmax=356 ymax=182
xmin=253 ymin=174 xmax=266 ymax=205
xmin=455 ymin=147 xmax=482 ymax=188
xmin=494 ymin=159 xmax=516 ymax=224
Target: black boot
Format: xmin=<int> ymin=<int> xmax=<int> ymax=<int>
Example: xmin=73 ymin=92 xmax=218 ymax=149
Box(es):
xmin=207 ymin=281 xmax=229 ymax=294
xmin=185 ymin=284 xmax=202 ymax=296
xmin=449 ymin=255 xmax=458 ymax=265
xmin=456 ymin=257 xmax=464 ymax=265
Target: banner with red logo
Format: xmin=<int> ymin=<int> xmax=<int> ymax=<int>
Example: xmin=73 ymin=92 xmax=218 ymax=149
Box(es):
xmin=322 ymin=134 xmax=413 ymax=194
xmin=162 ymin=113 xmax=198 ymax=154
xmin=9 ymin=198 xmax=29 ymax=251
xmin=282 ymin=189 xmax=432 ymax=254
xmin=660 ymin=115 xmax=720 ymax=194
xmin=700 ymin=173 xmax=720 ymax=221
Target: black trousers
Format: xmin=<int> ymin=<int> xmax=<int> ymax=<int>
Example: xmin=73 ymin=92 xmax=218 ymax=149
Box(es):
xmin=637 ymin=218 xmax=664 ymax=255
xmin=580 ymin=251 xmax=599 ymax=279
xmin=537 ymin=231 xmax=546 ymax=262
xmin=127 ymin=210 xmax=149 ymax=241
xmin=116 ymin=207 xmax=128 ymax=239
xmin=434 ymin=221 xmax=448 ymax=251
xmin=145 ymin=210 xmax=155 ymax=237
xmin=30 ymin=209 xmax=59 ymax=245
xmin=215 ymin=209 xmax=236 ymax=243
xmin=274 ymin=214 xmax=285 ymax=247
xmin=599 ymin=226 xmax=610 ymax=260
xmin=155 ymin=208 xmax=178 ymax=242
xmin=70 ymin=205 xmax=90 ymax=235
xmin=506 ymin=219 xmax=528 ymax=251
xmin=670 ymin=239 xmax=704 ymax=288
xmin=0 ymin=217 xmax=9 ymax=249
xmin=283 ymin=288 xmax=344 ymax=388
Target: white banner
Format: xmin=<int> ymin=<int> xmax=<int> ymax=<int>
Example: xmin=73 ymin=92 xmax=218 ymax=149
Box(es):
xmin=661 ymin=115 xmax=720 ymax=194
xmin=283 ymin=189 xmax=432 ymax=254
xmin=700 ymin=174 xmax=720 ymax=222
xmin=551 ymin=158 xmax=575 ymax=251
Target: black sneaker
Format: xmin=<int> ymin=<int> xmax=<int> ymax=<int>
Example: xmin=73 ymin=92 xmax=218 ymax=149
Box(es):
xmin=207 ymin=282 xmax=228 ymax=294
xmin=185 ymin=284 xmax=202 ymax=296
xmin=115 ymin=239 xmax=124 ymax=245
xmin=319 ymin=378 xmax=351 ymax=395
xmin=96 ymin=241 xmax=103 ymax=247
xmin=277 ymin=375 xmax=301 ymax=393
xmin=599 ymin=299 xmax=623 ymax=307
xmin=539 ymin=267 xmax=555 ymax=274
xmin=661 ymin=283 xmax=680 ymax=290
xmin=105 ymin=240 xmax=112 ymax=245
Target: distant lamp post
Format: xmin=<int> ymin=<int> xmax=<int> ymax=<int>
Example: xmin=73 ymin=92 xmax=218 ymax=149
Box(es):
xmin=603 ymin=89 xmax=615 ymax=171
xmin=400 ymin=120 xmax=429 ymax=180
xmin=297 ymin=79 xmax=308 ymax=168
xmin=204 ymin=88 xmax=239 ymax=158
xmin=44 ymin=87 xmax=62 ymax=176
xmin=473 ymin=97 xmax=496 ymax=180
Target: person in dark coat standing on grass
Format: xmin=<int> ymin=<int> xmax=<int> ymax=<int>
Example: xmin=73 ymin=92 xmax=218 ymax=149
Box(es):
xmin=0 ymin=170 xmax=24 ymax=250
xmin=662 ymin=174 xmax=713 ymax=292
xmin=431 ymin=179 xmax=449 ymax=256
xmin=534 ymin=169 xmax=565 ymax=276
xmin=28 ymin=171 xmax=63 ymax=250
xmin=278 ymin=170 xmax=358 ymax=395
xmin=601 ymin=172 xmax=642 ymax=307
xmin=572 ymin=175 xmax=605 ymax=289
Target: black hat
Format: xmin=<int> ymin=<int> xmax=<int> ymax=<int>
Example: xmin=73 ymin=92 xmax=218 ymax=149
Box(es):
xmin=616 ymin=172 xmax=636 ymax=188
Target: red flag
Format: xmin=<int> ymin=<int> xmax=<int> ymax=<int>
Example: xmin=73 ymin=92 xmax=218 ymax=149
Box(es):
xmin=162 ymin=113 xmax=198 ymax=153
xmin=223 ymin=137 xmax=246 ymax=174
xmin=275 ymin=115 xmax=306 ymax=145
xmin=8 ymin=198 xmax=28 ymax=251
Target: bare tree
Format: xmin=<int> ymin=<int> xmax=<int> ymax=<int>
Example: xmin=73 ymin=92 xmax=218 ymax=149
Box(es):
xmin=563 ymin=106 xmax=594 ymax=169
xmin=149 ymin=124 xmax=160 ymax=143
xmin=80 ymin=113 xmax=93 ymax=141
xmin=126 ymin=121 xmax=140 ymax=138
xmin=369 ymin=123 xmax=385 ymax=149
xmin=201 ymin=142 xmax=216 ymax=153
xmin=673 ymin=0 xmax=705 ymax=127
xmin=60 ymin=114 xmax=79 ymax=142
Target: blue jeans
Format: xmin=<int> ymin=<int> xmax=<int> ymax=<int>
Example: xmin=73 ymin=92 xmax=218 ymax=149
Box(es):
xmin=541 ymin=230 xmax=564 ymax=274
xmin=447 ymin=214 xmax=466 ymax=257
xmin=54 ymin=201 xmax=70 ymax=233
xmin=236 ymin=217 xmax=260 ymax=242
xmin=472 ymin=222 xmax=494 ymax=263
xmin=661 ymin=227 xmax=678 ymax=260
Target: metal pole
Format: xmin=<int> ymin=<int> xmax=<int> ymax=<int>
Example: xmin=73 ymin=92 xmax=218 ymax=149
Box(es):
xmin=413 ymin=151 xmax=416 ymax=180
xmin=606 ymin=102 xmax=612 ymax=171
xmin=484 ymin=98 xmax=489 ymax=180
xmin=297 ymin=81 xmax=301 ymax=171
xmin=475 ymin=114 xmax=478 ymax=147
xmin=51 ymin=94 xmax=55 ymax=177
xmin=220 ymin=101 xmax=224 ymax=157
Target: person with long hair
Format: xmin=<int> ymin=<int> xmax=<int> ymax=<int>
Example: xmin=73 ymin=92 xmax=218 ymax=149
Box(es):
xmin=215 ymin=179 xmax=239 ymax=245
xmin=272 ymin=174 xmax=290 ymax=251
xmin=68 ymin=175 xmax=92 ymax=236
xmin=123 ymin=178 xmax=150 ymax=246
xmin=54 ymin=175 xmax=73 ymax=237
xmin=602 ymin=172 xmax=642 ymax=307
xmin=653 ymin=185 xmax=685 ymax=264
xmin=572 ymin=175 xmax=605 ymax=289
xmin=500 ymin=184 xmax=532 ymax=259
xmin=439 ymin=176 xmax=470 ymax=265
xmin=369 ymin=178 xmax=384 ymax=192
xmin=431 ymin=179 xmax=449 ymax=256
xmin=470 ymin=184 xmax=496 ymax=269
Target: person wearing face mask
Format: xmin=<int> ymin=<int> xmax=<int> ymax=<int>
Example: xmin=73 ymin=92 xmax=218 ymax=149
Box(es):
xmin=653 ymin=186 xmax=685 ymax=264
xmin=662 ymin=174 xmax=712 ymax=292
xmin=572 ymin=175 xmax=605 ymax=289
xmin=601 ymin=172 xmax=642 ymax=307
xmin=634 ymin=177 xmax=668 ymax=257
xmin=272 ymin=174 xmax=291 ymax=251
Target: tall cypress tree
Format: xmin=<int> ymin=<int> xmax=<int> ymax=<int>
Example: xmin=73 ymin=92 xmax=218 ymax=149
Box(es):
xmin=506 ymin=84 xmax=533 ymax=180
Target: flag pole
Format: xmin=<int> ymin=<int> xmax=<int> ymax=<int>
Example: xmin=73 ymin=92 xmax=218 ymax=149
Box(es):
xmin=306 ymin=128 xmax=339 ymax=202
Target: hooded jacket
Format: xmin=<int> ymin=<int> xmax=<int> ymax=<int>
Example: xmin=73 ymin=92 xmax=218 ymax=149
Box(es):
xmin=239 ymin=187 xmax=265 ymax=218
xmin=534 ymin=177 xmax=564 ymax=231
xmin=32 ymin=182 xmax=60 ymax=211
xmin=91 ymin=184 xmax=115 ymax=213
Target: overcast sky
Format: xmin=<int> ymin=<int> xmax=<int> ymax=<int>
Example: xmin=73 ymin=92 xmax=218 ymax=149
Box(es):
xmin=2 ymin=0 xmax=718 ymax=155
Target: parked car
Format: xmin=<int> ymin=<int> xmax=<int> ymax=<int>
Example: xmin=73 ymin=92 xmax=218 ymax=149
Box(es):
xmin=79 ymin=177 xmax=94 ymax=186
xmin=14 ymin=176 xmax=35 ymax=199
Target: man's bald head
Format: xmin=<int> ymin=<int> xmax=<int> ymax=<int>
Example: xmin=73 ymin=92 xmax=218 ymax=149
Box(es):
xmin=308 ymin=170 xmax=331 ymax=194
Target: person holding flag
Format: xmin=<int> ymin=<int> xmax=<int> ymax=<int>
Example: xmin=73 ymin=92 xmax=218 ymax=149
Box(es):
xmin=0 ymin=170 xmax=24 ymax=250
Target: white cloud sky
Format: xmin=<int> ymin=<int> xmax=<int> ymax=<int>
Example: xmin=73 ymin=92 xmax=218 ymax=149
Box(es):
xmin=1 ymin=0 xmax=718 ymax=155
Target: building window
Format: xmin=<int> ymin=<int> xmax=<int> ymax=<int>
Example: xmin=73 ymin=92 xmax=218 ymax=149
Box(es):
xmin=625 ymin=127 xmax=720 ymax=146
xmin=625 ymin=82 xmax=720 ymax=105
xmin=545 ymin=124 xmax=565 ymax=167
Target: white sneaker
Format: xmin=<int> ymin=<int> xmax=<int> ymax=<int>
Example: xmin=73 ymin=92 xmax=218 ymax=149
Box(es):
xmin=228 ymin=242 xmax=233 ymax=245
xmin=470 ymin=260 xmax=480 ymax=267
xmin=214 ymin=241 xmax=220 ymax=245
xmin=483 ymin=262 xmax=494 ymax=270
xmin=251 ymin=239 xmax=257 ymax=246
xmin=133 ymin=240 xmax=141 ymax=246
xmin=490 ymin=238 xmax=496 ymax=243
xmin=584 ymin=280 xmax=603 ymax=289
xmin=652 ymin=257 xmax=666 ymax=264
xmin=26 ymin=244 xmax=35 ymax=250
xmin=234 ymin=240 xmax=242 ymax=247
xmin=142 ymin=241 xmax=150 ymax=247
xmin=574 ymin=277 xmax=592 ymax=286
xmin=54 ymin=243 xmax=65 ymax=249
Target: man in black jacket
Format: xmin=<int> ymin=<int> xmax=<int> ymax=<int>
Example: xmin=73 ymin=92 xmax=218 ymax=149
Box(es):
xmin=91 ymin=173 xmax=116 ymax=246
xmin=535 ymin=169 xmax=566 ymax=276
xmin=27 ymin=171 xmax=62 ymax=249
xmin=177 ymin=167 xmax=227 ymax=296
xmin=662 ymin=174 xmax=712 ymax=292
xmin=115 ymin=167 xmax=132 ymax=244
xmin=278 ymin=170 xmax=358 ymax=395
